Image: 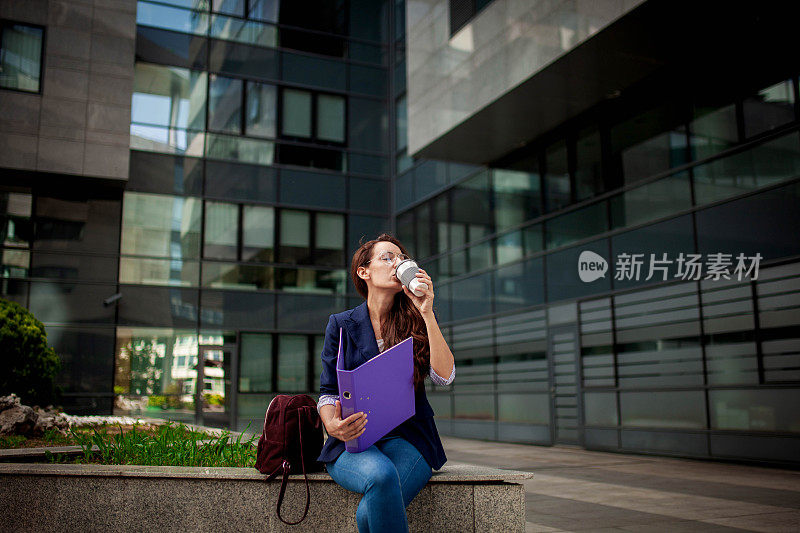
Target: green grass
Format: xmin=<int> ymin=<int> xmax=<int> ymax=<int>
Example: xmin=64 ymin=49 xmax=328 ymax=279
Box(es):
xmin=42 ymin=422 xmax=257 ymax=467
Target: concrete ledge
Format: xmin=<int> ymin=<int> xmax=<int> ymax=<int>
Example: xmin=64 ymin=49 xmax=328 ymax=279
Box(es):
xmin=0 ymin=462 xmax=531 ymax=532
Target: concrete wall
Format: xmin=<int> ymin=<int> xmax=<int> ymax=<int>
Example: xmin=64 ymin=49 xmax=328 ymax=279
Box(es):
xmin=1 ymin=463 xmax=530 ymax=532
xmin=0 ymin=0 xmax=136 ymax=180
xmin=405 ymin=0 xmax=645 ymax=157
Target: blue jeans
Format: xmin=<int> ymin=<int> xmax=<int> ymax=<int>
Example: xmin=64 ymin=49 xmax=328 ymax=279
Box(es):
xmin=325 ymin=435 xmax=432 ymax=533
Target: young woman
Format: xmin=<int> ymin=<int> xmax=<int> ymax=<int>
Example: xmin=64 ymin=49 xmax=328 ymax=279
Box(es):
xmin=316 ymin=233 xmax=456 ymax=533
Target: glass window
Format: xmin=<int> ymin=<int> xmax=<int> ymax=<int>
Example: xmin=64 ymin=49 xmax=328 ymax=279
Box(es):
xmin=212 ymin=0 xmax=245 ymax=16
xmin=281 ymin=89 xmax=312 ymax=137
xmin=202 ymin=262 xmax=274 ymax=290
xmin=610 ymin=104 xmax=688 ymax=186
xmin=710 ymin=389 xmax=800 ymax=432
xmin=208 ymin=74 xmax=242 ymax=134
xmin=315 ymin=213 xmax=345 ymax=266
xmin=280 ymin=168 xmax=346 ymax=209
xmin=546 ymin=239 xmax=610 ymax=302
xmin=523 ymin=223 xmax=543 ymax=255
xmin=544 ymin=141 xmax=570 ymax=212
xmin=350 ymin=177 xmax=388 ymax=213
xmin=278 ymin=334 xmax=307 ymax=392
xmin=278 ymin=267 xmax=345 ymax=294
xmin=690 ymin=100 xmax=738 ymax=161
xmin=120 ymin=257 xmax=199 ymax=286
xmin=349 ymin=64 xmax=386 ymax=97
xmin=545 ymin=201 xmax=608 ymax=250
xmin=246 ymin=81 xmax=276 ymax=138
xmin=349 ymin=97 xmax=389 ymax=152
xmin=121 ymin=193 xmax=202 ymax=259
xmin=609 ymin=172 xmax=691 ymax=230
xmin=114 ymin=328 xmax=198 ymax=422
xmin=277 ymin=144 xmax=345 ymax=172
xmin=451 ymin=271 xmax=493 ymax=321
xmin=206 ymin=160 xmax=276 ymax=203
xmin=205 ymin=133 xmax=274 ymax=165
xmin=317 ymin=94 xmax=345 ymax=143
xmin=610 ymin=214 xmax=695 ymax=290
xmin=129 ymin=151 xmax=204 ymax=197
xmin=136 ymin=2 xmax=209 ymax=36
xmin=132 ymin=63 xmax=207 ymax=131
xmin=493 ymin=169 xmax=541 ymax=231
xmin=575 ymin=127 xmax=603 ymax=201
xmin=620 ymin=391 xmax=706 ymax=429
xmin=451 ymin=172 xmax=492 ymax=246
xmin=696 ymin=180 xmax=800 ymax=261
xmin=396 ymin=95 xmax=407 ymax=151
xmin=249 ymin=0 xmax=278 ymax=22
xmin=279 ymin=209 xmax=311 ymax=264
xmin=210 ymin=14 xmax=277 ymax=48
xmin=240 ymin=333 xmax=272 ymax=392
xmin=415 ymin=203 xmax=431 ymax=260
xmin=743 ymin=79 xmax=795 ymax=139
xmin=494 ymin=256 xmax=544 ymax=313
xmin=496 ymin=231 xmax=523 ymax=265
xmin=1 ymin=192 xmax=32 ymax=248
xmin=584 ymin=392 xmax=618 ymax=426
xmin=693 ymin=132 xmax=800 ymax=206
xmin=0 ymin=21 xmax=43 ymax=92
xmin=204 ymin=202 xmax=238 ymax=259
xmin=131 ymin=63 xmax=207 ymax=156
xmin=242 ymin=205 xmax=274 ymax=262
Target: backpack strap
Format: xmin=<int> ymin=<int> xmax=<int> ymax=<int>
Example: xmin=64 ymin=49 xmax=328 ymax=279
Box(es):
xmin=274 ymin=407 xmax=313 ymax=526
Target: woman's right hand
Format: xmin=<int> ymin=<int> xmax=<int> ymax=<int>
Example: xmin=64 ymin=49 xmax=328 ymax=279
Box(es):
xmin=324 ymin=400 xmax=367 ymax=442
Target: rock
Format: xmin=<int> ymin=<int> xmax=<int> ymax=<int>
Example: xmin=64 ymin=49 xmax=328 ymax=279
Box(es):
xmin=0 ymin=404 xmax=37 ymax=436
xmin=0 ymin=393 xmax=22 ymax=413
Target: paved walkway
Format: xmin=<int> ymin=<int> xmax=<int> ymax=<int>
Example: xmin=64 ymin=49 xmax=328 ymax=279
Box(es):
xmin=440 ymin=436 xmax=800 ymax=532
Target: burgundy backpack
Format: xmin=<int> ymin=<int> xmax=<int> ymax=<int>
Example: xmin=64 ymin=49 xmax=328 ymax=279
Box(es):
xmin=256 ymin=394 xmax=324 ymax=525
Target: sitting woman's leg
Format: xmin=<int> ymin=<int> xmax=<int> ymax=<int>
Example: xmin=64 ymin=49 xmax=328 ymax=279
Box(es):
xmin=326 ymin=446 xmax=409 ymax=533
xmin=376 ymin=436 xmax=432 ymax=507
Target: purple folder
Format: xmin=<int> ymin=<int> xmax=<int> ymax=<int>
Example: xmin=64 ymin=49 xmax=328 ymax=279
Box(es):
xmin=336 ymin=328 xmax=415 ymax=453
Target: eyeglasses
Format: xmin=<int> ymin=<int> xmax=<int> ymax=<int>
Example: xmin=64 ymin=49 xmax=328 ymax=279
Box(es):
xmin=365 ymin=251 xmax=409 ymax=265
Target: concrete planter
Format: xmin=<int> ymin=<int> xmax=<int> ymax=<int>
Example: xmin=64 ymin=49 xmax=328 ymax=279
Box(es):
xmin=1 ymin=462 xmax=531 ymax=532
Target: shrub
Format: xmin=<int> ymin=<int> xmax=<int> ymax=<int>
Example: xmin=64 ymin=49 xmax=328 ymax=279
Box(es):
xmin=0 ymin=298 xmax=62 ymax=406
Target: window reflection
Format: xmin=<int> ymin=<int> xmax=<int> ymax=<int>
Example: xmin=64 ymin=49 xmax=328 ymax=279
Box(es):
xmin=204 ymin=201 xmax=238 ymax=259
xmin=246 ymin=81 xmax=277 ymax=138
xmin=114 ymin=328 xmax=198 ymax=423
xmin=610 ymin=104 xmax=688 ymax=186
xmin=208 ymin=74 xmax=242 ymax=133
xmin=278 ymin=335 xmax=308 ymax=392
xmin=743 ymin=79 xmax=795 ymax=139
xmin=690 ymin=100 xmax=738 ymax=161
xmin=693 ymin=132 xmax=800 ymax=205
xmin=210 ymin=14 xmax=277 ymax=48
xmin=119 ymin=257 xmax=200 ymax=286
xmin=242 ymin=205 xmax=274 ymax=262
xmin=0 ymin=22 xmax=43 ymax=92
xmin=239 ymin=333 xmax=272 ymax=392
xmin=121 ymin=192 xmax=202 ymax=259
xmin=136 ymin=2 xmax=209 ymax=36
xmin=492 ymin=169 xmax=541 ymax=230
xmin=202 ymin=262 xmax=274 ymax=290
xmin=609 ymin=172 xmax=691 ymax=230
xmin=131 ymin=63 xmax=207 ymax=155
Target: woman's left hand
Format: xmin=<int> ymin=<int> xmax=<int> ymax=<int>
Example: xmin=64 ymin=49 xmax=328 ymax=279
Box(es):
xmin=403 ymin=269 xmax=434 ymax=317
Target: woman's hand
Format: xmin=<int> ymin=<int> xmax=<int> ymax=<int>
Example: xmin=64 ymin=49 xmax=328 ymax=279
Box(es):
xmin=402 ymin=268 xmax=434 ymax=317
xmin=323 ymin=400 xmax=367 ymax=442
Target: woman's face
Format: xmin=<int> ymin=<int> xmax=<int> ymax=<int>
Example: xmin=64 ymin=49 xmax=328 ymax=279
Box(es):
xmin=359 ymin=241 xmax=404 ymax=294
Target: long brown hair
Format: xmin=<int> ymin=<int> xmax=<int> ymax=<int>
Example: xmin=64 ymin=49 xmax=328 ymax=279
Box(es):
xmin=351 ymin=233 xmax=430 ymax=389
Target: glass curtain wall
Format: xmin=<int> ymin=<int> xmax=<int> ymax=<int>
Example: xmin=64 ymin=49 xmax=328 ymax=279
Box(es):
xmin=116 ymin=0 xmax=391 ymax=428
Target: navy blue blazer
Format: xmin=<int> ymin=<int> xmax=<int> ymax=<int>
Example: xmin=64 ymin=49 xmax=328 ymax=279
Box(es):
xmin=316 ymin=301 xmax=448 ymax=470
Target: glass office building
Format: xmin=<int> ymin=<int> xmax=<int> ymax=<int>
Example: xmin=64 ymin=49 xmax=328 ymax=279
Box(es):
xmin=1 ymin=0 xmax=798 ymax=465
